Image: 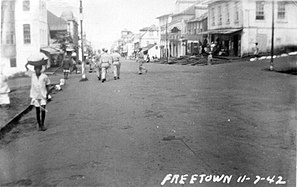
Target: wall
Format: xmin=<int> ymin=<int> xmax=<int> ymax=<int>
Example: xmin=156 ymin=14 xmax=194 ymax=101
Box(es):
xmin=241 ymin=0 xmax=297 ymax=56
xmin=13 ymin=0 xmax=48 ymax=73
xmin=208 ymin=0 xmax=243 ymax=30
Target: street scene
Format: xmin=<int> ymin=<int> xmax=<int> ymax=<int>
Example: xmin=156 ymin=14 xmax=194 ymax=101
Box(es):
xmin=0 ymin=0 xmax=297 ymax=186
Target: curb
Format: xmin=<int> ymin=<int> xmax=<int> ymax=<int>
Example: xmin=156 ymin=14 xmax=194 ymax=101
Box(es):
xmin=0 ymin=85 xmax=56 ymax=139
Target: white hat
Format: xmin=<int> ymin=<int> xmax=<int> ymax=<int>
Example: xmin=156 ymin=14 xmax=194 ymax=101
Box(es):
xmin=27 ymin=52 xmax=48 ymax=62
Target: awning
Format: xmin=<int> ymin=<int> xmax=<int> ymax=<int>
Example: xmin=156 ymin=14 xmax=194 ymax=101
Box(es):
xmin=40 ymin=47 xmax=63 ymax=54
xmin=140 ymin=44 xmax=156 ymax=52
xmin=208 ymin=28 xmax=242 ymax=35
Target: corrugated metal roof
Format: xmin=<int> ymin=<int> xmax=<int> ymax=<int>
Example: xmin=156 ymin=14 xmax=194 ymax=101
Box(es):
xmin=47 ymin=11 xmax=67 ymax=31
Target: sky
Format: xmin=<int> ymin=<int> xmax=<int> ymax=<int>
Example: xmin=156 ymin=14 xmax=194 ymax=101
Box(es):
xmin=47 ymin=0 xmax=176 ymax=50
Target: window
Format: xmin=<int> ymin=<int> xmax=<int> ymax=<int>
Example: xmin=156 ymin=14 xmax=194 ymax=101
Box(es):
xmin=226 ymin=3 xmax=230 ymax=24
xmin=277 ymin=2 xmax=286 ymax=19
xmin=23 ymin=0 xmax=30 ymax=11
xmin=218 ymin=5 xmax=222 ymax=25
xmin=211 ymin=8 xmax=215 ymax=26
xmin=10 ymin=58 xmax=17 ymax=67
xmin=235 ymin=2 xmax=239 ymax=22
xmin=23 ymin=24 xmax=31 ymax=44
xmin=256 ymin=1 xmax=265 ymax=20
xmin=6 ymin=31 xmax=15 ymax=44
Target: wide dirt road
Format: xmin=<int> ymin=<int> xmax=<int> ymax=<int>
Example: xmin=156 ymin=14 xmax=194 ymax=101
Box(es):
xmin=0 ymin=59 xmax=296 ymax=187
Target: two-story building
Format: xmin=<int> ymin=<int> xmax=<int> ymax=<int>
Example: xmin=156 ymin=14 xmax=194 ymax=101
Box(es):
xmin=205 ymin=0 xmax=297 ymax=57
xmin=138 ymin=25 xmax=160 ymax=58
xmin=157 ymin=0 xmax=207 ymax=58
xmin=1 ymin=0 xmax=48 ymax=74
xmin=185 ymin=4 xmax=208 ymax=55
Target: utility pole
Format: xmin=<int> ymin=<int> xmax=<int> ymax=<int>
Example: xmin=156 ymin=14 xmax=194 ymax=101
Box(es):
xmin=270 ymin=0 xmax=275 ymax=71
xmin=166 ymin=20 xmax=169 ymax=63
xmin=80 ymin=0 xmax=88 ymax=81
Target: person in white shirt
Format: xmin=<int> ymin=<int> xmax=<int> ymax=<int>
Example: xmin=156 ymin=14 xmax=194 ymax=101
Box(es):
xmin=99 ymin=48 xmax=112 ymax=83
xmin=112 ymin=50 xmax=121 ymax=80
xmin=25 ymin=54 xmax=51 ymax=131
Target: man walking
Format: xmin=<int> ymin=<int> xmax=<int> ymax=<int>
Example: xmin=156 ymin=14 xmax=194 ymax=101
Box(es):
xmin=112 ymin=50 xmax=121 ymax=80
xmin=61 ymin=49 xmax=74 ymax=79
xmin=94 ymin=50 xmax=102 ymax=80
xmin=99 ymin=48 xmax=112 ymax=83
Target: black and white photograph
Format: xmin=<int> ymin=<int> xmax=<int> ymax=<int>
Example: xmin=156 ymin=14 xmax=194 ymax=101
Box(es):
xmin=0 ymin=0 xmax=296 ymax=186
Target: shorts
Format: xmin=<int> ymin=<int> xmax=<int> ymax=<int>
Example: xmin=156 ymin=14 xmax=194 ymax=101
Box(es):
xmin=31 ymin=98 xmax=47 ymax=107
xmin=113 ymin=61 xmax=120 ymax=65
xmin=0 ymin=94 xmax=10 ymax=105
xmin=63 ymin=69 xmax=70 ymax=73
xmin=101 ymin=63 xmax=110 ymax=68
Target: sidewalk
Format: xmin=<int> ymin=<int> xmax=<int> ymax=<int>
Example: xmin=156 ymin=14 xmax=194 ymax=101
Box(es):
xmin=0 ymin=74 xmax=65 ymax=128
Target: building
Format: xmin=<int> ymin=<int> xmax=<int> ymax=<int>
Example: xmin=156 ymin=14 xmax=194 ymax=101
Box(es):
xmin=205 ymin=0 xmax=297 ymax=57
xmin=139 ymin=25 xmax=160 ymax=58
xmin=184 ymin=4 xmax=208 ymax=55
xmin=185 ymin=11 xmax=208 ymax=55
xmin=43 ymin=10 xmax=67 ymax=67
xmin=1 ymin=0 xmax=48 ymax=74
xmin=60 ymin=10 xmax=79 ymax=49
xmin=174 ymin=0 xmax=199 ymax=13
xmin=157 ymin=0 xmax=206 ymax=58
xmin=117 ymin=29 xmax=134 ymax=57
xmin=156 ymin=14 xmax=172 ymax=58
xmin=167 ymin=4 xmax=196 ymax=57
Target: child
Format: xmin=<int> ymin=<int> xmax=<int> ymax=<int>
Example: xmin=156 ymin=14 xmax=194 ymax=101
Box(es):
xmin=137 ymin=50 xmax=148 ymax=75
xmin=25 ymin=59 xmax=51 ymax=131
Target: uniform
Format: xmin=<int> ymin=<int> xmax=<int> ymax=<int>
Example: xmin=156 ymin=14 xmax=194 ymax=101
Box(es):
xmin=99 ymin=52 xmax=112 ymax=82
xmin=112 ymin=52 xmax=121 ymax=79
xmin=95 ymin=54 xmax=102 ymax=80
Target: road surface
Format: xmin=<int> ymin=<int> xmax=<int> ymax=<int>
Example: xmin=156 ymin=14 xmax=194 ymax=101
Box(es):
xmin=0 ymin=59 xmax=296 ymax=187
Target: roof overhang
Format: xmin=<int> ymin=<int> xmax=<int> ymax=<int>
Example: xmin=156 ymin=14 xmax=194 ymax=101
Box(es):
xmin=208 ymin=28 xmax=242 ymax=34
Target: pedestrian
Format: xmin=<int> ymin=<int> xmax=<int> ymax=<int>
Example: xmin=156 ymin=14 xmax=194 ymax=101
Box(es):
xmin=61 ymin=49 xmax=74 ymax=79
xmin=146 ymin=54 xmax=150 ymax=63
xmin=25 ymin=53 xmax=51 ymax=131
xmin=254 ymin=42 xmax=260 ymax=60
xmin=112 ymin=50 xmax=121 ymax=80
xmin=136 ymin=49 xmax=148 ymax=75
xmin=71 ymin=53 xmax=78 ymax=74
xmin=95 ymin=50 xmax=102 ymax=80
xmin=0 ymin=62 xmax=10 ymax=108
xmin=99 ymin=48 xmax=112 ymax=83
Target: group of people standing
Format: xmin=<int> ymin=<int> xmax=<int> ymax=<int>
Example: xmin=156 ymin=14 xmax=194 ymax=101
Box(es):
xmin=94 ymin=49 xmax=121 ymax=83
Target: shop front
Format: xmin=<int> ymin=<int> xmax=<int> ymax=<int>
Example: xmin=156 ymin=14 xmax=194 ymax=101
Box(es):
xmin=208 ymin=28 xmax=242 ymax=57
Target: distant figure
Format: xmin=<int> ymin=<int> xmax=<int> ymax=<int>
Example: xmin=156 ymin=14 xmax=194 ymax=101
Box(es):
xmin=95 ymin=50 xmax=102 ymax=80
xmin=136 ymin=50 xmax=148 ymax=75
xmin=61 ymin=49 xmax=74 ymax=79
xmin=71 ymin=56 xmax=78 ymax=74
xmin=99 ymin=48 xmax=112 ymax=83
xmin=254 ymin=42 xmax=260 ymax=60
xmin=146 ymin=54 xmax=150 ymax=63
xmin=208 ymin=52 xmax=213 ymax=65
xmin=112 ymin=50 xmax=121 ymax=80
